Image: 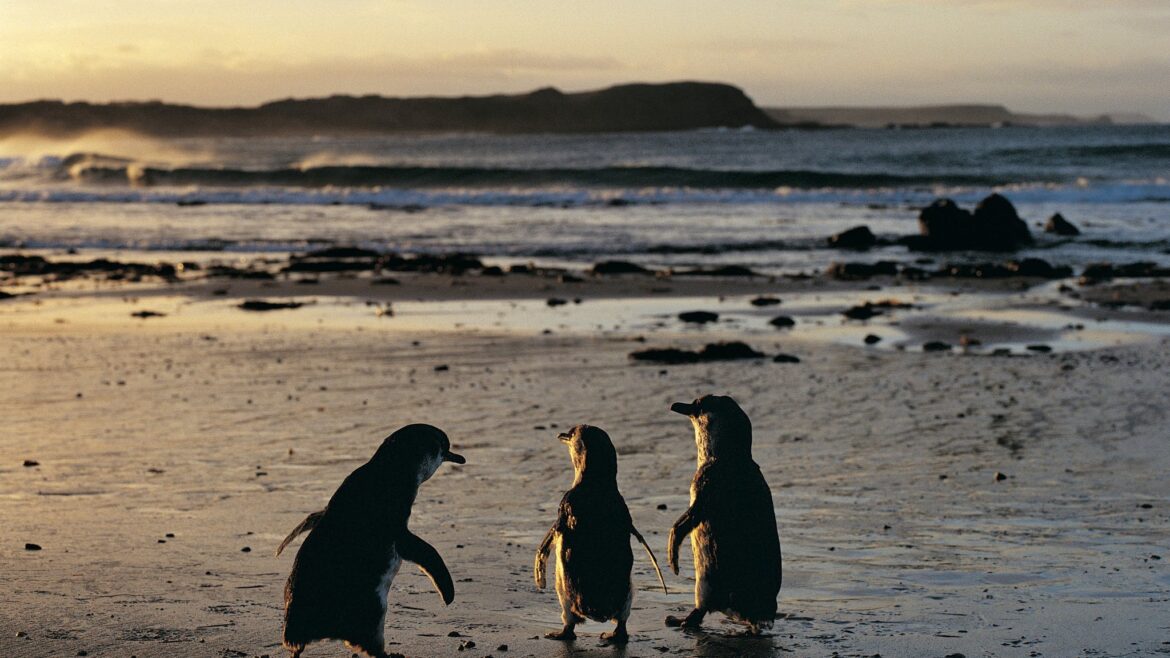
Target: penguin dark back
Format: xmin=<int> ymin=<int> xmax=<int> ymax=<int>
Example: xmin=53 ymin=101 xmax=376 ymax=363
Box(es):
xmin=279 ymin=423 xmax=464 ymax=658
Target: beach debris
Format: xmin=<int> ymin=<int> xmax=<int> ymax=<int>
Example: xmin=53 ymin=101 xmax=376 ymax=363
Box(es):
xmin=750 ymin=295 xmax=781 ymax=307
xmin=370 ymin=277 xmax=400 ymax=285
xmin=22 ymin=459 xmax=39 ymax=467
xmin=546 ymin=297 xmax=568 ymax=307
xmin=994 ymin=472 xmax=1008 ymax=482
xmin=497 ymin=644 xmax=509 ymax=651
xmin=629 ymin=341 xmax=766 ymax=364
xmin=590 ymin=260 xmax=654 ymax=275
xmin=205 ymin=264 xmax=275 ymax=280
xmin=1045 ymin=213 xmax=1080 ymax=236
xmin=826 ymin=261 xmax=898 ymax=280
xmin=434 ymin=365 xmax=450 ymax=372
xmin=238 ymin=300 xmax=304 ymax=311
xmin=769 ymin=315 xmax=796 ymax=328
xmin=923 ymin=341 xmax=953 ymax=352
xmin=827 ymin=225 xmax=877 ymax=250
xmin=1026 ymin=344 xmax=1053 ymax=353
xmin=772 ymin=353 xmax=801 ymax=363
xmin=909 ymin=194 xmax=1032 ymax=251
xmin=130 ymin=310 xmax=166 ymax=319
xmin=678 ymin=311 xmax=719 ymax=324
xmin=864 ymin=334 xmax=882 ymax=345
xmin=25 ymin=543 xmax=42 ymax=551
xmin=1078 ymin=261 xmax=1170 ymax=286
xmin=670 ymin=265 xmax=760 ymax=277
xmin=457 ymin=640 xmax=476 ymax=651
xmin=480 ymin=265 xmax=504 ymax=276
xmin=0 ymin=254 xmax=179 ymax=282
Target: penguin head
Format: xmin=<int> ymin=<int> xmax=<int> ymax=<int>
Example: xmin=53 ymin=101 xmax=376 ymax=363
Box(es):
xmin=372 ymin=424 xmax=465 ymax=483
xmin=558 ymin=424 xmax=618 ymax=483
xmin=670 ymin=394 xmax=752 ymax=463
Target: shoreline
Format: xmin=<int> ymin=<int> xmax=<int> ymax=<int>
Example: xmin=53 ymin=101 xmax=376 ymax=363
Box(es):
xmin=3 ymin=254 xmax=1169 ymax=657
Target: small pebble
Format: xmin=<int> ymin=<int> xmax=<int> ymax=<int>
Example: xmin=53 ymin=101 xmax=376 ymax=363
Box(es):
xmin=25 ymin=543 xmax=41 ymax=551
xmin=447 ymin=631 xmax=462 ymax=638
xmin=241 ymin=546 xmax=252 ymax=553
xmin=497 ymin=645 xmax=508 ymax=652
xmin=22 ymin=459 xmax=39 ymax=467
xmin=656 ymin=504 xmax=667 ymax=510
xmin=994 ymin=472 xmax=1008 ymax=481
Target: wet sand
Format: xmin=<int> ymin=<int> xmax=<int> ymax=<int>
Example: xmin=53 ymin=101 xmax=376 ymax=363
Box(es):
xmin=2 ymin=265 xmax=1169 ymax=657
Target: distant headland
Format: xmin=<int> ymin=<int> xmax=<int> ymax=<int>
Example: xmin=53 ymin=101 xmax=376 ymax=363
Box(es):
xmin=0 ymin=83 xmax=1156 ymax=137
xmin=0 ymin=82 xmax=779 ymax=137
xmin=764 ymin=104 xmax=1156 ymax=129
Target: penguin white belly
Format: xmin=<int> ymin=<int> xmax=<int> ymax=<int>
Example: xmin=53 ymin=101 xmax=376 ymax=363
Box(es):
xmin=375 ymin=551 xmax=403 ymax=644
xmin=553 ymin=534 xmax=573 ymax=615
xmin=691 ymin=526 xmax=713 ymax=607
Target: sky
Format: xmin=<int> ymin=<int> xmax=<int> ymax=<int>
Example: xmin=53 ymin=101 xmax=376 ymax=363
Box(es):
xmin=1 ymin=0 xmax=1168 ymax=120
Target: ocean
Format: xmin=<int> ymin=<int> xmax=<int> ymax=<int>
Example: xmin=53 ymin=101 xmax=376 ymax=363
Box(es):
xmin=1 ymin=125 xmax=1168 ymax=273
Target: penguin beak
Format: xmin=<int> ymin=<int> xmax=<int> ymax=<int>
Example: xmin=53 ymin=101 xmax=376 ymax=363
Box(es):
xmin=443 ymin=450 xmax=465 ymax=464
xmin=670 ymin=402 xmax=698 ymax=416
xmin=557 ymin=432 xmax=572 ymax=443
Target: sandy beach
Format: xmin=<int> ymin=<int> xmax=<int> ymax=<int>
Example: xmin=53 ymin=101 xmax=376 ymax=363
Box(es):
xmin=2 ymin=258 xmax=1169 ymax=657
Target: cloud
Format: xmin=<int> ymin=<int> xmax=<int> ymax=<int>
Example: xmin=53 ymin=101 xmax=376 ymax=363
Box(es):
xmin=0 ymin=49 xmax=628 ymax=105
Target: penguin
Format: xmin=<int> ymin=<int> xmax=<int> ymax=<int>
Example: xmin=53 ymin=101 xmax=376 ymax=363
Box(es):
xmin=534 ymin=424 xmax=667 ymax=644
xmin=664 ymin=395 xmax=781 ymax=634
xmin=276 ymin=424 xmax=465 ymax=658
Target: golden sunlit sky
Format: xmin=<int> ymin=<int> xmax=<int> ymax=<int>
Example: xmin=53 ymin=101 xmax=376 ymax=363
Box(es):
xmin=2 ymin=0 xmax=1168 ymax=119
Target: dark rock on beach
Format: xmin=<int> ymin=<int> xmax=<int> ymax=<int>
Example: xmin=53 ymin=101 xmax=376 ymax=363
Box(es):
xmin=923 ymin=341 xmax=953 ymax=352
xmin=769 ymin=315 xmax=796 ymax=328
xmin=827 ymin=225 xmax=877 ymax=250
xmin=826 ymin=261 xmax=898 ymax=280
xmin=629 ymin=341 xmax=766 ymax=364
xmin=130 ymin=310 xmax=166 ymax=319
xmin=698 ymin=341 xmax=766 ymax=360
xmin=205 ymin=264 xmax=275 ymax=280
xmin=678 ymin=311 xmax=719 ymax=324
xmin=670 ymin=265 xmax=760 ymax=277
xmin=912 ymin=194 xmax=1033 ymax=251
xmin=1045 ymin=213 xmax=1080 ymax=236
xmin=0 ymin=254 xmax=179 ymax=282
xmin=238 ymin=300 xmax=305 ymax=312
xmin=750 ymin=295 xmax=781 ymax=307
xmin=842 ymin=300 xmax=911 ymax=321
xmin=772 ymin=353 xmax=801 ymax=363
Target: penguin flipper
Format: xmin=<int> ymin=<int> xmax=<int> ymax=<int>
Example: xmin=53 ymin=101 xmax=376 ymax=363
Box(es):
xmin=631 ymin=525 xmax=668 ymax=594
xmin=399 ymin=531 xmax=455 ymax=605
xmin=276 ymin=509 xmax=326 ymax=556
xmin=534 ymin=525 xmax=556 ymax=589
xmin=667 ymin=504 xmax=702 ymax=575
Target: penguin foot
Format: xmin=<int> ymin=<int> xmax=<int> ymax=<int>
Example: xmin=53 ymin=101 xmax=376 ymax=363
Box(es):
xmin=665 ymin=608 xmax=706 ymax=629
xmin=544 ymin=627 xmax=577 ymax=642
xmin=599 ymin=630 xmax=629 ymax=645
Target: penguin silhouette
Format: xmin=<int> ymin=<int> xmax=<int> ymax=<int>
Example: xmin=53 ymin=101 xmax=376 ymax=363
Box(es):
xmin=535 ymin=424 xmax=667 ymax=644
xmin=277 ymin=424 xmax=465 ymax=658
xmin=665 ymin=395 xmax=781 ymax=634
